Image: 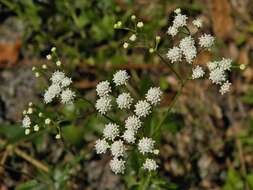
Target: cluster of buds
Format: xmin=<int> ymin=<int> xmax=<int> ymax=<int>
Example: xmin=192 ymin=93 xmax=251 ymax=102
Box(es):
xmin=94 ymin=70 xmax=162 ymax=174
xmin=21 ymin=102 xmax=53 ymax=136
xmin=21 ymin=47 xmax=74 ymax=138
xmin=166 ymin=8 xmax=234 ymax=94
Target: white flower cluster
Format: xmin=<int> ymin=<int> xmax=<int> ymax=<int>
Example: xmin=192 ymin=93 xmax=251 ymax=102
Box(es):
xmin=95 ymin=70 xmax=161 ymax=174
xmin=207 ymin=58 xmax=232 ymax=94
xmin=167 ymin=8 xmax=188 ymax=37
xmin=21 ymin=102 xmax=52 ymax=136
xmin=44 ymin=70 xmax=75 ymax=104
xmin=21 ymin=48 xmax=73 ymax=138
xmin=166 ymin=8 xmax=232 ymax=95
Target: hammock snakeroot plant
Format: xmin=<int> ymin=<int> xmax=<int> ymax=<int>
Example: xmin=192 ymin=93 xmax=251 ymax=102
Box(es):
xmin=20 ymin=8 xmax=245 ymax=183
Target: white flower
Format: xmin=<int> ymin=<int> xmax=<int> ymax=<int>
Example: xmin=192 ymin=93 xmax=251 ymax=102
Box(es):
xmin=111 ymin=140 xmax=125 ymax=157
xmin=35 ymin=72 xmax=40 ymax=78
xmin=56 ymin=60 xmax=61 ymax=67
xmin=129 ymin=34 xmax=137 ymax=41
xmin=25 ymin=128 xmax=30 ymax=135
xmin=179 ymin=36 xmax=197 ymax=64
xmin=173 ymin=14 xmax=188 ymax=28
xmin=138 ymin=137 xmax=155 ymax=154
xmin=209 ymin=68 xmax=226 ymax=84
xmin=51 ymin=71 xmax=65 ymax=84
xmin=207 ymin=61 xmax=219 ymax=71
xmin=146 ymin=87 xmax=162 ymax=105
xmin=199 ymin=34 xmax=215 ymax=49
xmin=123 ymin=42 xmax=129 ymax=49
xmin=95 ymin=96 xmax=112 ymax=115
xmin=122 ymin=129 xmax=136 ymax=143
xmin=219 ymin=81 xmax=231 ymax=95
xmin=46 ymin=54 xmax=52 ymax=60
xmin=61 ymin=88 xmax=75 ymax=104
xmin=51 ymin=47 xmax=56 ymax=52
xmin=137 ymin=22 xmax=144 ymax=28
xmin=134 ymin=100 xmax=151 ymax=118
xmin=143 ymin=158 xmax=158 ymax=171
xmin=44 ymin=83 xmax=61 ymax=103
xmin=167 ymin=26 xmax=178 ymax=37
xmin=192 ymin=65 xmax=205 ymax=79
xmin=166 ymin=47 xmax=182 ymax=63
xmin=95 ymin=139 xmax=109 ymax=154
xmin=42 ymin=64 xmax=47 ymax=69
xmin=45 ymin=118 xmax=51 ymax=125
xmin=174 ymin=8 xmax=181 ymax=14
xmin=103 ymin=123 xmax=119 ymax=141
xmin=96 ymin=81 xmax=111 ymax=97
xmin=109 ymin=158 xmax=125 ymax=174
xmin=33 ymin=125 xmax=39 ymax=132
xmin=22 ymin=115 xmax=31 ymax=128
xmin=61 ymin=77 xmax=72 ymax=87
xmin=220 ymin=58 xmax=232 ymax=71
xmin=192 ymin=18 xmax=202 ymax=28
xmin=116 ymin=92 xmax=133 ymax=109
xmin=27 ymin=108 xmax=33 ymax=114
xmin=113 ymin=70 xmax=130 ymax=86
xmin=125 ymin=115 xmax=142 ymax=131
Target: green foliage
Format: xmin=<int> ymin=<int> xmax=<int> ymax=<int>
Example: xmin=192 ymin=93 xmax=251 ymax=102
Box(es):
xmin=223 ymin=169 xmax=244 ymax=190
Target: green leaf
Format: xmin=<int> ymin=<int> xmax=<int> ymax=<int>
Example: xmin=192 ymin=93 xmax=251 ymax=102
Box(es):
xmin=162 ymin=113 xmax=184 ymax=134
xmin=62 ymin=125 xmax=84 ymax=146
xmin=223 ymin=169 xmax=244 ymax=190
xmin=0 ymin=124 xmax=25 ymax=144
xmin=16 ymin=180 xmax=38 ymax=190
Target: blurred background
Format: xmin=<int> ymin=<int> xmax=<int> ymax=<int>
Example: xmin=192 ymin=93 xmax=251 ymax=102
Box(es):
xmin=0 ymin=0 xmax=253 ymax=189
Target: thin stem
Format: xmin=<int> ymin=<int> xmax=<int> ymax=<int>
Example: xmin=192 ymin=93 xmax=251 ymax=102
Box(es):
xmin=153 ymin=79 xmax=188 ymax=136
xmin=155 ymin=52 xmax=184 ymax=84
xmin=78 ymin=96 xmax=119 ymax=124
xmin=140 ymin=173 xmax=151 ymax=190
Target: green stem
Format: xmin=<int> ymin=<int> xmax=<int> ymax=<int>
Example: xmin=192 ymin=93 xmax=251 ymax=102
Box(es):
xmin=153 ymin=79 xmax=188 ymax=136
xmin=78 ymin=96 xmax=119 ymax=124
xmin=155 ymin=52 xmax=184 ymax=84
xmin=140 ymin=173 xmax=151 ymax=190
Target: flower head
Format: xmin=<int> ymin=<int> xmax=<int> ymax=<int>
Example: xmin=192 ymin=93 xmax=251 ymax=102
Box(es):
xmin=61 ymin=77 xmax=72 ymax=87
xmin=143 ymin=158 xmax=158 ymax=171
xmin=146 ymin=87 xmax=162 ymax=105
xmin=113 ymin=70 xmax=130 ymax=86
xmin=51 ymin=71 xmax=65 ymax=84
xmin=167 ymin=26 xmax=178 ymax=37
xmin=173 ymin=13 xmax=188 ymax=28
xmin=60 ymin=88 xmax=75 ymax=104
xmin=111 ymin=140 xmax=125 ymax=157
xmin=125 ymin=115 xmax=142 ymax=131
xmin=166 ymin=47 xmax=182 ymax=63
xmin=220 ymin=58 xmax=232 ymax=71
xmin=103 ymin=123 xmax=120 ymax=141
xmin=134 ymin=100 xmax=151 ymax=118
xmin=116 ymin=92 xmax=133 ymax=109
xmin=192 ymin=65 xmax=205 ymax=79
xmin=22 ymin=115 xmax=31 ymax=128
xmin=179 ymin=36 xmax=197 ymax=64
xmin=199 ymin=34 xmax=215 ymax=49
xmin=122 ymin=129 xmax=136 ymax=143
xmin=95 ymin=139 xmax=109 ymax=154
xmin=192 ymin=18 xmax=202 ymax=28
xmin=110 ymin=158 xmax=125 ymax=174
xmin=44 ymin=84 xmax=61 ymax=104
xmin=209 ymin=68 xmax=226 ymax=84
xmin=95 ymin=96 xmax=112 ymax=115
xmin=96 ymin=81 xmax=111 ymax=97
xmin=219 ymin=81 xmax=231 ymax=95
xmin=138 ymin=137 xmax=155 ymax=154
